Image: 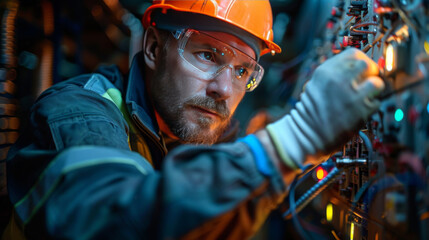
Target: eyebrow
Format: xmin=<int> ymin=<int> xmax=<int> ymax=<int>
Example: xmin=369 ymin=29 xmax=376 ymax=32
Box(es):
xmin=241 ymin=60 xmax=253 ymax=70
xmin=191 ymin=37 xmax=255 ymax=69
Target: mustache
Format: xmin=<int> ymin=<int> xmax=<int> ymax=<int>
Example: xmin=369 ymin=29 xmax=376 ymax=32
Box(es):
xmin=185 ymin=96 xmax=230 ymax=119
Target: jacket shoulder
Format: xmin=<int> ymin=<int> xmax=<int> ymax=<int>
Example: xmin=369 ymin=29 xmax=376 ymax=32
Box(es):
xmin=28 ymin=71 xmax=129 ymax=151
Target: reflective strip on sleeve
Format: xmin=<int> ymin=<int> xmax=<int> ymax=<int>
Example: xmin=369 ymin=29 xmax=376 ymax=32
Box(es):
xmin=238 ymin=134 xmax=272 ymax=176
xmin=266 ymin=124 xmax=300 ymax=170
xmin=13 ymin=146 xmax=151 ymax=225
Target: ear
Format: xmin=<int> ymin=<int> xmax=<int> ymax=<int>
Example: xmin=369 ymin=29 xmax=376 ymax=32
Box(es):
xmin=143 ymin=26 xmax=164 ymax=70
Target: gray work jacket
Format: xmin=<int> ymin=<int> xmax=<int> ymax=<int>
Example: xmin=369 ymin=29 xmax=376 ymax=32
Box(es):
xmin=6 ymin=52 xmax=286 ymax=239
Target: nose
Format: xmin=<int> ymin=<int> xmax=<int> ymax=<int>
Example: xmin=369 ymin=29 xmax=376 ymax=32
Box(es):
xmin=206 ymin=66 xmax=234 ymax=101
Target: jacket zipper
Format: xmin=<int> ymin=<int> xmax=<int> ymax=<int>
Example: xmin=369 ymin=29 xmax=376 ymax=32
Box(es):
xmin=131 ymin=114 xmax=167 ymax=157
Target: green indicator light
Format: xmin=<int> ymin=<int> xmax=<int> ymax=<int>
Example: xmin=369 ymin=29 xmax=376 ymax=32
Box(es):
xmin=395 ymin=109 xmax=404 ymax=122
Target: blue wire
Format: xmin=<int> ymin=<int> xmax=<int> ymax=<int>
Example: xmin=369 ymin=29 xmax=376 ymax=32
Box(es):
xmin=358 ymin=131 xmax=373 ymax=161
xmin=283 ymin=167 xmax=341 ymax=218
xmin=289 ymin=178 xmax=314 ymax=240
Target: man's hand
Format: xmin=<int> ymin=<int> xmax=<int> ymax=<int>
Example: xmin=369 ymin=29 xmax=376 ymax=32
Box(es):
xmin=265 ymin=48 xmax=385 ymax=169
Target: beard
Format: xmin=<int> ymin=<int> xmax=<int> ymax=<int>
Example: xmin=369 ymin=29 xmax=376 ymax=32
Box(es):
xmin=151 ymin=58 xmax=232 ymax=145
xmin=161 ymin=95 xmax=231 ymax=145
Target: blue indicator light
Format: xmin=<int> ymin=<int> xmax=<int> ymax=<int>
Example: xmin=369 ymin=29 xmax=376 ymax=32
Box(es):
xmin=395 ymin=109 xmax=404 ymax=122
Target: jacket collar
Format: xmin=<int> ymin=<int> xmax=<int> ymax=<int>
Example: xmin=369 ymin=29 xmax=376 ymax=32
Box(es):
xmin=125 ymin=52 xmax=161 ymax=140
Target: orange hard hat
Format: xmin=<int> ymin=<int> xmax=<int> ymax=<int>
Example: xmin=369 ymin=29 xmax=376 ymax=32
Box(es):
xmin=142 ymin=0 xmax=281 ymax=56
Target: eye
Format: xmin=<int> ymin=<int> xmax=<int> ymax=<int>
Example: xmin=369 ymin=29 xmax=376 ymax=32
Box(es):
xmin=235 ymin=67 xmax=248 ymax=79
xmin=196 ymin=51 xmax=216 ymax=63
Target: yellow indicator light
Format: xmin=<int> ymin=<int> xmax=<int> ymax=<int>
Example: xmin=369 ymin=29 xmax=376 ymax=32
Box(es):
xmin=425 ymin=41 xmax=429 ymax=55
xmin=316 ymin=168 xmax=325 ymax=180
xmin=385 ymin=43 xmax=395 ymax=72
xmin=326 ymin=203 xmax=333 ymax=222
xmin=350 ymin=222 xmax=355 ymax=240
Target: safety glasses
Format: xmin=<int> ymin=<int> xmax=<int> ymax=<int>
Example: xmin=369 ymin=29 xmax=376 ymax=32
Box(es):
xmin=172 ymin=29 xmax=264 ymax=92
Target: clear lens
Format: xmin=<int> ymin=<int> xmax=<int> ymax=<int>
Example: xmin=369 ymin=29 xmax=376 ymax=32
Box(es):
xmin=175 ymin=29 xmax=264 ymax=92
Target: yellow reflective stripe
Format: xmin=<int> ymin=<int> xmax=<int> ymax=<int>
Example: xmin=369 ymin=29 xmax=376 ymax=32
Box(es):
xmin=63 ymin=157 xmax=147 ymax=175
xmin=101 ymin=88 xmax=153 ymax=165
xmin=102 ymin=88 xmax=133 ymax=146
xmin=102 ymin=88 xmax=133 ymax=130
xmin=266 ymin=124 xmax=299 ymax=170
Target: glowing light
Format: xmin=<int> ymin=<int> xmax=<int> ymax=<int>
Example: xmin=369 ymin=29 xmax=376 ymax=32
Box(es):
xmin=385 ymin=43 xmax=395 ymax=72
xmin=395 ymin=109 xmax=404 ymax=122
xmin=350 ymin=222 xmax=355 ymax=240
xmin=326 ymin=203 xmax=333 ymax=222
xmin=377 ymin=57 xmax=385 ymax=69
xmin=316 ymin=167 xmax=326 ymax=180
xmin=425 ymin=41 xmax=429 ymax=55
xmin=426 ymin=102 xmax=429 ymax=114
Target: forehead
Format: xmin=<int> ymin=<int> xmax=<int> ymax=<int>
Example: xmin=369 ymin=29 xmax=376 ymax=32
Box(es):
xmin=199 ymin=31 xmax=256 ymax=60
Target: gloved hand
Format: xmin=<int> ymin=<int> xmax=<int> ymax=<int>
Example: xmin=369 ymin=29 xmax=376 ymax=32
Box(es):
xmin=266 ymin=48 xmax=385 ymax=169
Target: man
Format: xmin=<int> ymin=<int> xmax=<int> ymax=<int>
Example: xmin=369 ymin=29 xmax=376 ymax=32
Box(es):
xmin=3 ymin=0 xmax=384 ymax=239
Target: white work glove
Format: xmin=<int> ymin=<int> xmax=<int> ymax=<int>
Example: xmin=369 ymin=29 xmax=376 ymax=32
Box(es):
xmin=266 ymin=48 xmax=385 ymax=169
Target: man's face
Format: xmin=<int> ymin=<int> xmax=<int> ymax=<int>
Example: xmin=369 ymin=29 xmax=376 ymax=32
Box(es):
xmin=150 ymin=30 xmax=256 ymax=144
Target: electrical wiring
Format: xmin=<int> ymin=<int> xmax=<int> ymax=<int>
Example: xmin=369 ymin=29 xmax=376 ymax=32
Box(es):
xmin=289 ymin=167 xmax=342 ymax=216
xmin=362 ymin=32 xmax=384 ymax=53
xmin=346 ymin=132 xmax=386 ymax=236
xmin=283 ymin=164 xmax=340 ymax=207
xmin=350 ymin=21 xmax=378 ymax=35
xmin=282 ymin=132 xmax=378 ymax=239
xmin=282 ymin=163 xmax=341 ymax=239
xmin=358 ymin=131 xmax=373 ymax=161
xmin=350 ymin=131 xmax=382 ymax=209
xmin=288 ymin=175 xmax=315 ymax=240
xmin=279 ymin=0 xmax=429 ymax=238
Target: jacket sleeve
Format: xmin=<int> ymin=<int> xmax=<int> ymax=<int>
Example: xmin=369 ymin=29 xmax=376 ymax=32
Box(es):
xmin=7 ymin=84 xmax=288 ymax=240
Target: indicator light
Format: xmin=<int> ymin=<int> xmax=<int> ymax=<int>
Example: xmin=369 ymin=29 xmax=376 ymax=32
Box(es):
xmin=395 ymin=109 xmax=404 ymax=122
xmin=377 ymin=57 xmax=385 ymax=69
xmin=350 ymin=222 xmax=355 ymax=240
xmin=385 ymin=43 xmax=395 ymax=72
xmin=326 ymin=203 xmax=333 ymax=222
xmin=316 ymin=166 xmax=327 ymax=181
xmin=426 ymin=102 xmax=429 ymax=114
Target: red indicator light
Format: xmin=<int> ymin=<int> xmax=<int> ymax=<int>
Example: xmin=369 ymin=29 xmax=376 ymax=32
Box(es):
xmin=378 ymin=57 xmax=385 ymax=70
